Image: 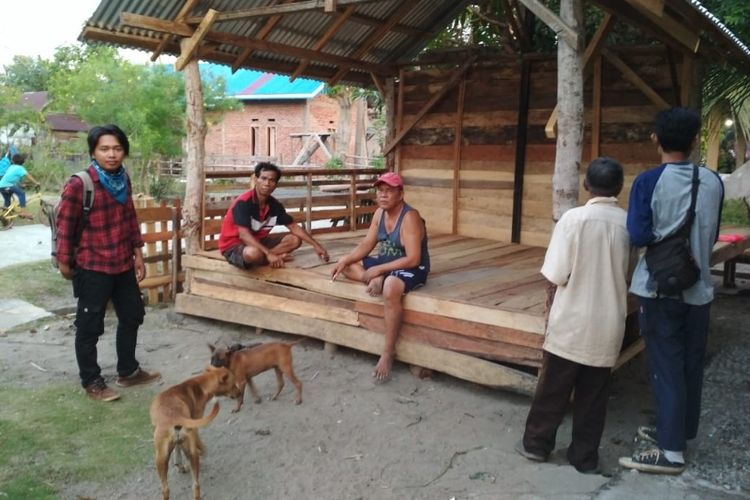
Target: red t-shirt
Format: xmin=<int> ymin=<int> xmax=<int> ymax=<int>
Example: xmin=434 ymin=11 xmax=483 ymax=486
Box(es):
xmin=218 ymin=189 xmax=293 ymax=253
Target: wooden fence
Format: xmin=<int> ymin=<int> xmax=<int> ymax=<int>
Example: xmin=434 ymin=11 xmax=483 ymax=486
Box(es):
xmin=133 ymin=197 xmax=183 ymax=304
xmin=201 ymin=166 xmax=385 ymax=250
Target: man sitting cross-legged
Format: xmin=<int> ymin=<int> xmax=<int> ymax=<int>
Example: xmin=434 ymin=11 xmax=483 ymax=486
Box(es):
xmin=330 ymin=172 xmax=430 ymax=381
xmin=219 ymin=162 xmax=329 ymax=269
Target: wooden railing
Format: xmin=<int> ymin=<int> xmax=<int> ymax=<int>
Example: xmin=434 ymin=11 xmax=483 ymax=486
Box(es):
xmin=201 ymin=167 xmax=385 ymax=251
xmin=133 ymin=197 xmax=184 ymax=304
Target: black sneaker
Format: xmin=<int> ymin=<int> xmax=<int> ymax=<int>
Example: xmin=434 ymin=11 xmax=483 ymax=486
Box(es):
xmin=637 ymin=426 xmax=657 ymax=444
xmin=619 ymin=448 xmax=685 ymax=474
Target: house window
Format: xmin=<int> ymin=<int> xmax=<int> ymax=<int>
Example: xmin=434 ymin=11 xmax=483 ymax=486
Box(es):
xmin=250 ymin=126 xmax=260 ymax=156
xmin=267 ymin=126 xmax=277 ymax=158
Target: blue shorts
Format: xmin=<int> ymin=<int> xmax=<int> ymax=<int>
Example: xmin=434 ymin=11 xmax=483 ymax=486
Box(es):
xmin=362 ymin=256 xmax=428 ymax=293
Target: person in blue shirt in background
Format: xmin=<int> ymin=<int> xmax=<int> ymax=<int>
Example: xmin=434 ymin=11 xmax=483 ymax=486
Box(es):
xmin=0 ymin=145 xmax=19 ymax=178
xmin=0 ymin=153 xmax=41 ymax=214
xmin=619 ymin=107 xmax=723 ymax=475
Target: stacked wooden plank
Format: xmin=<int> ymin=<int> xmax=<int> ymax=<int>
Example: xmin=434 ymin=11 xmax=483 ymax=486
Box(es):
xmin=176 ymin=232 xmax=545 ymax=395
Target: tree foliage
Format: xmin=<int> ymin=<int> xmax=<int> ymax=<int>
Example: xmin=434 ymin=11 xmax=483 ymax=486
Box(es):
xmin=1 ymin=55 xmax=50 ymax=91
xmin=46 ymin=44 xmax=238 ymax=159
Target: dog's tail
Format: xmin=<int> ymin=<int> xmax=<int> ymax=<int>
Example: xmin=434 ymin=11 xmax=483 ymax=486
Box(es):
xmin=176 ymin=402 xmax=221 ymax=429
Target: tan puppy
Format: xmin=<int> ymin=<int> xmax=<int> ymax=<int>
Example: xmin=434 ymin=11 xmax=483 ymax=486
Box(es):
xmin=209 ymin=341 xmax=303 ymax=412
xmin=149 ymin=366 xmax=238 ymax=500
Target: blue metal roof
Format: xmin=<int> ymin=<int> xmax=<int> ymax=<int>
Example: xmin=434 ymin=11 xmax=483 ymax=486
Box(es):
xmin=200 ymin=63 xmax=325 ymax=100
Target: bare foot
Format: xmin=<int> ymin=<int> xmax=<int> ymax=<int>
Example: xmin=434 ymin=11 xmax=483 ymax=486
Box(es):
xmin=366 ymin=275 xmax=385 ymax=296
xmin=372 ymin=353 xmax=393 ymax=382
xmin=281 ymin=253 xmax=295 ymax=262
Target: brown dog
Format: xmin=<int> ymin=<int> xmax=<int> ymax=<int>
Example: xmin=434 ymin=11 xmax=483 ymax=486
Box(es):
xmin=209 ymin=341 xmax=303 ymax=412
xmin=149 ymin=366 xmax=238 ymax=500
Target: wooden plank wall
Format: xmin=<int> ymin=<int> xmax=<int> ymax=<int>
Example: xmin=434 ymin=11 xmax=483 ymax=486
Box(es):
xmin=398 ymin=48 xmax=681 ymax=247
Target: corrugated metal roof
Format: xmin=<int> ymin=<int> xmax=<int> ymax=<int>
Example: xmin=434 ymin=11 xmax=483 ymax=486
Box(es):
xmin=200 ymin=63 xmax=324 ymax=99
xmin=81 ymin=0 xmax=472 ymax=86
xmin=79 ymin=0 xmax=750 ymax=86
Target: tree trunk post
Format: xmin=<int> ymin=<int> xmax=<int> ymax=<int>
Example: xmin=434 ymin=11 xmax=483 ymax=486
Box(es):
xmin=180 ymin=39 xmax=207 ymax=293
xmin=552 ymin=0 xmax=584 ymax=221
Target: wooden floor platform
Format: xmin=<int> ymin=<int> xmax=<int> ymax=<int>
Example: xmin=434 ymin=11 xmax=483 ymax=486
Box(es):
xmin=174 ymin=226 xmax=750 ymax=396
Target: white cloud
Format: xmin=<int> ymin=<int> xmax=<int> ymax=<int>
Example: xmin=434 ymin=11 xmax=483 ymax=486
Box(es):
xmin=0 ymin=0 xmax=174 ymax=69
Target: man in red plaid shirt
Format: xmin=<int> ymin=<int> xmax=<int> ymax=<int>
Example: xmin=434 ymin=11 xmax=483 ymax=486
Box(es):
xmin=56 ymin=124 xmax=160 ymax=402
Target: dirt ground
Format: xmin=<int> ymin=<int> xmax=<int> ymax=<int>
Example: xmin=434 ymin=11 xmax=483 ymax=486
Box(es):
xmin=1 ymin=282 xmax=749 ymax=499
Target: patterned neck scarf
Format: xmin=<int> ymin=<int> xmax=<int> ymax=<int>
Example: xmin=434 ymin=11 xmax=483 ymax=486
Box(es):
xmin=92 ymin=160 xmax=128 ymax=204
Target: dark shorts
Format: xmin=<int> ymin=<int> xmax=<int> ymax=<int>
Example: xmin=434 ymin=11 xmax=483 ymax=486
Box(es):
xmin=223 ymin=234 xmax=287 ymax=270
xmin=363 ymin=255 xmax=428 ymax=293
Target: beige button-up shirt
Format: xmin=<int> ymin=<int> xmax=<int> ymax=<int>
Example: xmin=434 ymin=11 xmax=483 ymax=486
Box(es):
xmin=541 ymin=197 xmax=631 ymax=367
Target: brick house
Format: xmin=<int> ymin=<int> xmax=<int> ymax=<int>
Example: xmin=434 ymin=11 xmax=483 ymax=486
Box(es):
xmin=202 ymin=64 xmax=353 ymax=166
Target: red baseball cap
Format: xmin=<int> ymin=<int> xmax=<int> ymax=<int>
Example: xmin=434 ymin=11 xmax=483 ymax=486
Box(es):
xmin=373 ymin=172 xmax=403 ymax=188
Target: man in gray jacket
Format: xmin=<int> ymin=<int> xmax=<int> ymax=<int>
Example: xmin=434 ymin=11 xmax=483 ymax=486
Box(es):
xmin=620 ymin=107 xmax=723 ymax=474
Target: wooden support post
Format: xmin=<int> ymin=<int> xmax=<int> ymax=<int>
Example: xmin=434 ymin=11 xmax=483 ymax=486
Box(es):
xmin=384 ymin=77 xmax=396 ymax=172
xmin=452 ymin=79 xmax=466 ymax=235
xmin=349 ymin=173 xmax=357 ymax=229
xmin=324 ymin=342 xmax=338 ymax=357
xmin=181 ymin=39 xmax=207 ymax=279
xmin=306 ymin=173 xmax=313 ymax=232
xmin=552 ymin=0 xmax=584 ymax=221
xmin=512 ymin=59 xmax=531 ymax=243
xmin=325 ymin=0 xmax=337 ymax=12
xmin=175 ymin=9 xmax=218 ymax=71
xmin=395 ymin=69 xmax=405 ymax=172
xmin=591 ymin=55 xmax=602 ymax=160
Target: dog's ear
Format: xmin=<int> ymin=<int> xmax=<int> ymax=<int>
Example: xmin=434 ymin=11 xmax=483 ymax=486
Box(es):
xmin=208 ymin=343 xmax=216 ymax=353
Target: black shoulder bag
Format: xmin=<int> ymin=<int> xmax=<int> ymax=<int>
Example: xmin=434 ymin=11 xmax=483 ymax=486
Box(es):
xmin=644 ymin=165 xmax=701 ymax=296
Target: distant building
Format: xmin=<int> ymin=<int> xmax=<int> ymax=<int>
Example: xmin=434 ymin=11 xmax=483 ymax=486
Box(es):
xmin=0 ymin=91 xmax=88 ymax=147
xmin=201 ymin=64 xmax=355 ymax=166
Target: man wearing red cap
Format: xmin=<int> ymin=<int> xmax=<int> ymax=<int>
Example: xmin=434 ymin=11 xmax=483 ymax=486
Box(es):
xmin=331 ymin=172 xmax=430 ymax=381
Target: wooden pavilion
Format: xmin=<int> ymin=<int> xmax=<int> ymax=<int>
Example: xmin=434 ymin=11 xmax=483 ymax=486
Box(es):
xmin=80 ymin=0 xmax=750 ymax=394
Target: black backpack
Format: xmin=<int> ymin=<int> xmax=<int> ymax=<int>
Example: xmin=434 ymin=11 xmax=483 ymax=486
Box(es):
xmin=644 ymin=165 xmax=701 ymax=296
xmin=41 ymin=171 xmax=95 ymax=268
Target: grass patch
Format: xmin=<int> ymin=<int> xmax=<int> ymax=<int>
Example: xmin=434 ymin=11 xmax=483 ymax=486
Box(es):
xmin=721 ymin=198 xmax=750 ymax=226
xmin=0 ymin=261 xmax=70 ymax=309
xmin=0 ymin=383 xmax=154 ymax=498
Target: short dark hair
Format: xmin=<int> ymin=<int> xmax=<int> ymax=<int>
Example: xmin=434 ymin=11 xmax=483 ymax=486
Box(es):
xmin=11 ymin=153 xmax=25 ymax=165
xmin=87 ymin=124 xmax=130 ymax=157
xmin=585 ymin=157 xmax=623 ymax=197
xmin=254 ymin=162 xmax=282 ymax=181
xmin=654 ymin=107 xmax=701 ymax=154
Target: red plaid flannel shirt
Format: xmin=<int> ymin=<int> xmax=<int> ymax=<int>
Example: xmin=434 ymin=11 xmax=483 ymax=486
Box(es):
xmin=56 ymin=165 xmax=144 ymax=274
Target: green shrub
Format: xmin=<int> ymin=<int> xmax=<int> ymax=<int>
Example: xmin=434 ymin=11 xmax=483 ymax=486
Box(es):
xmin=721 ymin=198 xmax=750 ymax=226
xmin=324 ymin=156 xmax=344 ymax=170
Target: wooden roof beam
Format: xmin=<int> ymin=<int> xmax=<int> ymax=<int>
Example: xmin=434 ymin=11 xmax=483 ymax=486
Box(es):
xmin=601 ymin=48 xmax=670 ymax=108
xmin=185 ymin=0 xmax=385 ymax=23
xmin=594 ymin=0 xmax=698 ymax=54
xmin=328 ymin=1 xmax=418 ymax=86
xmin=289 ymin=5 xmax=356 ymax=81
xmin=81 ymin=26 xmax=375 ymax=86
xmin=120 ymin=12 xmax=395 ymax=75
xmin=516 ymin=0 xmax=579 ymax=49
xmin=231 ymin=0 xmax=294 ymax=73
xmin=383 ymin=57 xmax=475 ymax=156
xmin=175 ymin=9 xmax=219 ymax=71
xmin=631 ymin=0 xmax=664 ymax=17
xmin=151 ymin=0 xmax=201 ymax=61
xmin=624 ymin=0 xmax=699 ymax=52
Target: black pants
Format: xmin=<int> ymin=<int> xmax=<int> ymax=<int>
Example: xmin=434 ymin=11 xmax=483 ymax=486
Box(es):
xmin=73 ymin=268 xmax=145 ymax=387
xmin=522 ymin=351 xmax=611 ymax=472
xmin=638 ymin=297 xmax=710 ymax=451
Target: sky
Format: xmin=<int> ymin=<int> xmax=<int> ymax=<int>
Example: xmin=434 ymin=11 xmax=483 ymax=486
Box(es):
xmin=0 ymin=0 xmax=173 ymax=69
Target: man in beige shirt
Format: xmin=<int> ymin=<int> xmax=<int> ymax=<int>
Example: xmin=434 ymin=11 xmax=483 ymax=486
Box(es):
xmin=516 ymin=157 xmax=631 ymax=474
